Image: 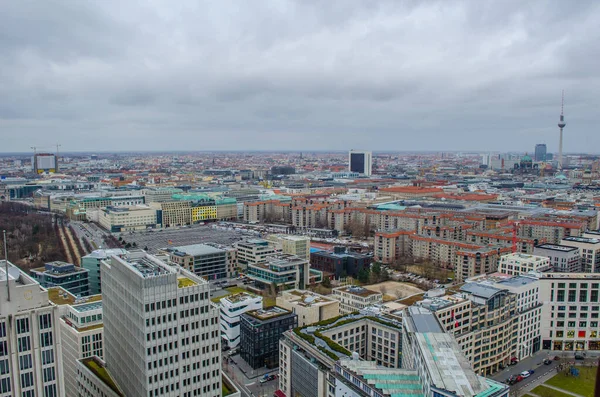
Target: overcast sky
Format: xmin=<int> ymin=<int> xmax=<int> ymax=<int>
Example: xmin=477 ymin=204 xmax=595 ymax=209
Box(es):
xmin=1 ymin=1 xmax=599 ymax=154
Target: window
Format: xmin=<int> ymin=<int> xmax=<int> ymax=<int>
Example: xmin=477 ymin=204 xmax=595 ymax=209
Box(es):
xmin=16 ymin=318 xmax=29 ymax=334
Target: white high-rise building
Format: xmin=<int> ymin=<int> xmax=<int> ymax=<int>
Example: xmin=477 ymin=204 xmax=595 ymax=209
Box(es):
xmin=0 ymin=260 xmax=64 ymax=397
xmin=348 ymin=150 xmax=372 ymax=176
xmin=100 ymin=253 xmax=222 ymax=397
xmin=219 ymin=293 xmax=262 ymax=349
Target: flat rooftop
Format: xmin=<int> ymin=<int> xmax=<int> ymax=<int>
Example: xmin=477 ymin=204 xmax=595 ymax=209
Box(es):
xmin=535 ymin=243 xmax=579 ymax=252
xmin=48 ymin=287 xmax=102 ymax=305
xmin=72 ymin=301 xmax=103 ymax=313
xmin=460 ymin=283 xmax=503 ymax=299
xmin=223 ymin=292 xmax=259 ymax=304
xmin=563 ymin=236 xmax=600 ymax=245
xmin=80 ymin=357 xmax=124 ymax=396
xmin=0 ymin=261 xmax=36 ymax=285
xmin=497 ymin=275 xmax=539 ymax=288
xmin=335 ymin=286 xmax=381 ymax=297
xmin=405 ymin=306 xmax=443 ymax=333
xmin=245 ymin=306 xmax=292 ymax=321
xmin=170 ymin=244 xmax=224 ymax=256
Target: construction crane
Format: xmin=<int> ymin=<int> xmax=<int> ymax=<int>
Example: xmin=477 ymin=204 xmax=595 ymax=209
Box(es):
xmin=512 ymin=221 xmax=520 ymax=253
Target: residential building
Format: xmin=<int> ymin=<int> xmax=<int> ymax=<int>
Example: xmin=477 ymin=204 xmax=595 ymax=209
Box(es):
xmin=0 ymin=260 xmax=64 ymax=397
xmin=276 ymin=290 xmax=340 ymax=327
xmin=419 ymin=283 xmax=518 ymax=375
xmin=80 ymin=249 xmax=129 ymax=295
xmin=310 ymin=247 xmax=371 ymax=278
xmin=561 ymin=236 xmax=600 ymax=272
xmin=59 ymin=297 xmax=105 ymax=397
xmin=235 ymin=239 xmax=277 ymax=269
xmin=240 ymin=307 xmax=297 ymax=369
xmin=165 ymin=244 xmax=229 ymax=280
xmin=267 ymin=234 xmax=311 ymax=260
xmin=374 ymin=230 xmax=412 ymax=264
xmin=348 ymin=150 xmax=372 ymax=176
xmin=534 ymin=243 xmax=582 ymax=272
xmin=455 ymin=246 xmax=511 ymax=282
xmin=100 ymin=253 xmax=221 ymax=397
xmin=497 ymin=253 xmax=551 ymax=276
xmin=332 ymin=286 xmax=383 ymax=314
xmin=142 ymin=188 xmax=183 ymax=203
xmin=540 ymin=273 xmax=600 ymax=352
xmin=75 ymin=357 xmax=123 ymax=397
xmin=220 ymin=293 xmax=263 ymax=349
xmin=246 ymin=254 xmax=311 ymax=290
xmin=30 ymin=261 xmax=90 ymax=296
xmin=98 ymin=205 xmax=160 ymax=232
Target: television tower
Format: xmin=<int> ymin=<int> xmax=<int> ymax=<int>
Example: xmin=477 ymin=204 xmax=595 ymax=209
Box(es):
xmin=557 ymin=90 xmax=566 ymax=171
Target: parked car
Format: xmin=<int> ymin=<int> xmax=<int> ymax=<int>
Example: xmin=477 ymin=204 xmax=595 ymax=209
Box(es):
xmin=543 ymin=358 xmax=552 ymax=365
xmin=554 ymin=355 xmax=561 ymax=361
xmin=515 ymin=375 xmax=524 ymax=383
xmin=575 ymin=353 xmax=585 ymax=360
xmin=520 ymin=371 xmax=531 ymax=379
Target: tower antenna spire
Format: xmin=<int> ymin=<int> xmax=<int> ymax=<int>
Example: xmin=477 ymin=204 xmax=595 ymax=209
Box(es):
xmin=557 ymin=90 xmax=566 ymax=171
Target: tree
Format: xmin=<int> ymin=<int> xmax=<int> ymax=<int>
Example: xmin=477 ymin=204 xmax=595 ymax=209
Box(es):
xmin=321 ymin=277 xmax=331 ymax=288
xmin=358 ymin=268 xmax=370 ymax=284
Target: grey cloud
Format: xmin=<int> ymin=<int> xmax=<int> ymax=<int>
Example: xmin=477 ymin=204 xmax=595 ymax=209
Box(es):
xmin=1 ymin=0 xmax=599 ymax=153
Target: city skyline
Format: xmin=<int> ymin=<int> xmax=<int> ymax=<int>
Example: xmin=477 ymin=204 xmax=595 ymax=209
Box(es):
xmin=1 ymin=1 xmax=600 ymax=152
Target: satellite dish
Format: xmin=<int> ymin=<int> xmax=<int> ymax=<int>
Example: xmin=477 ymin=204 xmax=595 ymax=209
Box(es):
xmin=8 ymin=267 xmax=21 ymax=280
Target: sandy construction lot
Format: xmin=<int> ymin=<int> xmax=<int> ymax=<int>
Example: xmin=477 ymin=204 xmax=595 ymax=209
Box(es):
xmin=367 ymin=281 xmax=424 ymax=300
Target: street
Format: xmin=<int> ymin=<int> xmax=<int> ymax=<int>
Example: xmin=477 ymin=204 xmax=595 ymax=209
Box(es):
xmin=70 ymin=220 xmax=109 ymax=250
xmin=223 ymin=353 xmax=279 ymax=397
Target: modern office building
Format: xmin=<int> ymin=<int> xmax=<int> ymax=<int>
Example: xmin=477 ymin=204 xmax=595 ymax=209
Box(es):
xmin=165 ymin=243 xmax=230 ymax=280
xmin=59 ymin=297 xmax=105 ymax=397
xmin=348 ymin=150 xmax=372 ymax=176
xmin=98 ymin=205 xmax=160 ymax=232
xmin=497 ymin=253 xmax=551 ymax=276
xmin=220 ymin=293 xmax=263 ymax=349
xmin=240 ymin=307 xmax=297 ymax=369
xmin=100 ymin=253 xmax=222 ymax=397
xmin=468 ymin=273 xmax=542 ymax=360
xmin=276 ymin=290 xmax=340 ymax=327
xmin=141 ymin=188 xmax=183 ymax=203
xmin=0 ymin=260 xmax=64 ymax=397
xmin=561 ymin=236 xmax=600 ymax=272
xmin=310 ymin=247 xmax=371 ymax=278
xmin=534 ymin=144 xmax=547 ymax=162
xmin=80 ymin=248 xmax=129 ymax=294
xmin=33 ymin=153 xmax=58 ymax=174
xmin=267 ymin=234 xmax=311 ymax=260
xmin=30 ymin=261 xmax=90 ymax=296
xmin=235 ymin=239 xmax=278 ymax=269
xmin=534 ymin=243 xmax=582 ymax=272
xmin=540 ymin=273 xmax=600 ymax=352
xmin=419 ymin=282 xmax=518 ymax=375
xmin=332 ymin=286 xmax=383 ymax=314
xmin=246 ymin=253 xmax=311 ymax=290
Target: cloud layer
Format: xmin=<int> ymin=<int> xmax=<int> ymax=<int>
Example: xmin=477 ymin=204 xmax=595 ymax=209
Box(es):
xmin=1 ymin=0 xmax=599 ymax=153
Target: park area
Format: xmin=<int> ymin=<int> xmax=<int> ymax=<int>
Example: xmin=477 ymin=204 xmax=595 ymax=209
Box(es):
xmin=524 ymin=366 xmax=596 ymax=397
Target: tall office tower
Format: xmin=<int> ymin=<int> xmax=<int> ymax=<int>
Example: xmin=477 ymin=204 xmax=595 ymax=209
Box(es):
xmin=101 ymin=253 xmax=222 ymax=397
xmin=348 ymin=149 xmax=372 ymax=176
xmin=557 ymin=90 xmax=566 ymax=170
xmin=534 ymin=144 xmax=547 ymax=162
xmin=0 ymin=260 xmax=64 ymax=397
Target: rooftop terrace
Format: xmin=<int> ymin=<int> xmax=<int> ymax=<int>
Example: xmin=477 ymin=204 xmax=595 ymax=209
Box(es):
xmin=80 ymin=357 xmax=124 ymax=396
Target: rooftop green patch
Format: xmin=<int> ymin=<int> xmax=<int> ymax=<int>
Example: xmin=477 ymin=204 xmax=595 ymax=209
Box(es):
xmin=81 ymin=357 xmax=123 ymax=396
xmin=177 ymin=276 xmax=197 ymax=288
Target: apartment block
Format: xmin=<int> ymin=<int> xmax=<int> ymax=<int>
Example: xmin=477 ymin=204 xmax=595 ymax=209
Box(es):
xmin=534 ymin=243 xmax=582 ymax=272
xmin=0 ymin=261 xmax=64 ymax=397
xmin=219 ymin=293 xmax=262 ymax=349
xmin=100 ymin=253 xmax=222 ymax=397
xmin=240 ymin=307 xmax=297 ymax=369
xmin=561 ymin=236 xmax=600 ymax=272
xmin=497 ymin=253 xmax=551 ymax=276
xmin=30 ymin=261 xmax=90 ymax=297
xmin=276 ymin=290 xmax=340 ymax=327
xmin=455 ymin=246 xmax=511 ymax=282
xmin=374 ymin=230 xmax=412 ymax=264
xmin=159 ymin=200 xmax=192 ymax=227
xmin=332 ymin=286 xmax=383 ymax=314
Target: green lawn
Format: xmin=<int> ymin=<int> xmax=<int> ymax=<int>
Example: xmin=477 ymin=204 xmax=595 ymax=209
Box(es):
xmin=545 ymin=366 xmax=597 ymax=397
xmin=532 ymin=385 xmax=572 ymax=397
xmin=263 ymin=296 xmax=276 ymax=307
